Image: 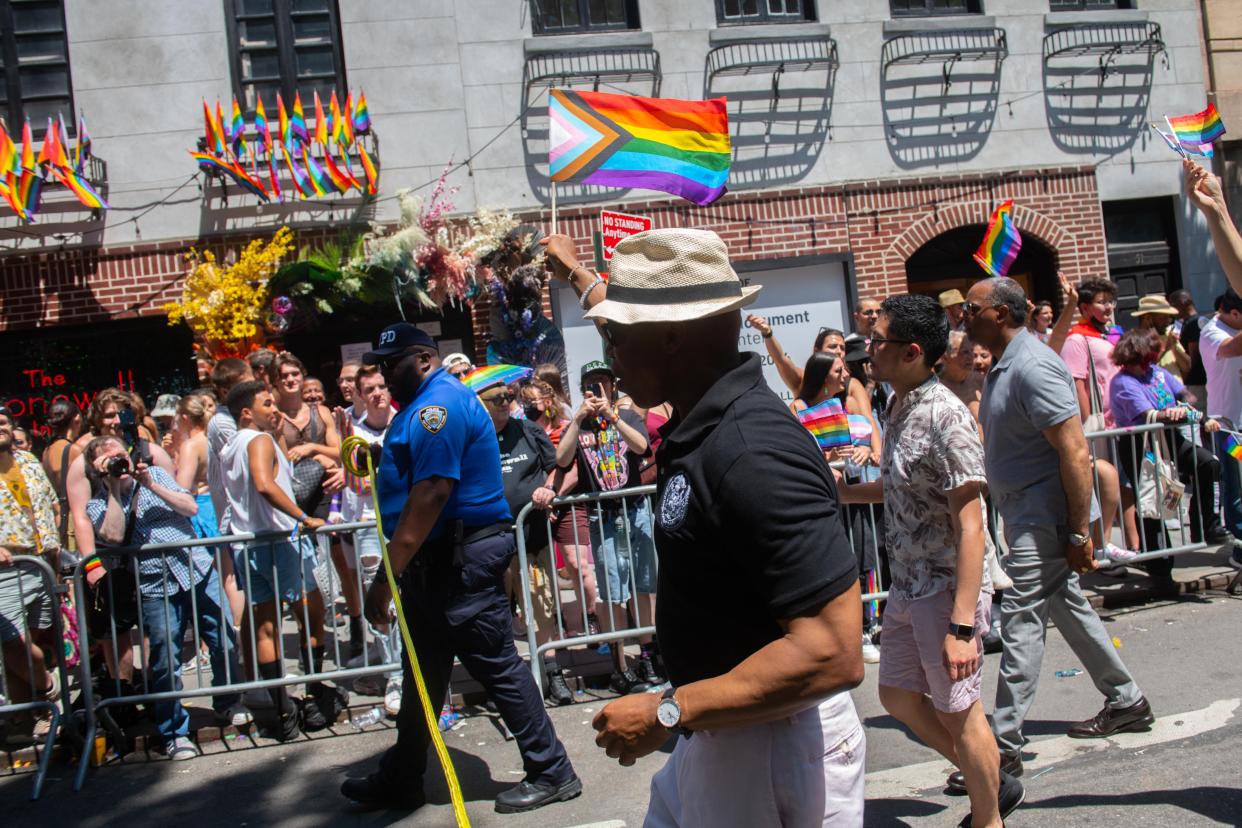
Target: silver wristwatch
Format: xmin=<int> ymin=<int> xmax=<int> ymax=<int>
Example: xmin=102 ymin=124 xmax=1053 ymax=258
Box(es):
xmin=657 ymin=688 xmax=687 ymax=735
xmin=1068 ymin=532 xmax=1090 ymax=546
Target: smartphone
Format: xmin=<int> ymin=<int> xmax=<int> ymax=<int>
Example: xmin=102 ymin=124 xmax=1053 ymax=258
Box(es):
xmin=587 ymin=382 xmax=604 ymax=398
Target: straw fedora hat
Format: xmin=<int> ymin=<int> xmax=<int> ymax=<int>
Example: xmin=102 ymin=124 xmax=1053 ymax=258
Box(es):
xmin=584 ymin=228 xmax=761 ymax=325
xmin=1131 ymin=294 xmax=1178 ymax=317
xmin=938 ymin=288 xmax=966 ymax=308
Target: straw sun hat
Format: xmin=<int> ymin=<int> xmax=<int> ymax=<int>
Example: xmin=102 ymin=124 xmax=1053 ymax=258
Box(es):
xmin=584 ymin=228 xmax=761 ymax=325
xmin=1131 ymin=294 xmax=1179 ymax=317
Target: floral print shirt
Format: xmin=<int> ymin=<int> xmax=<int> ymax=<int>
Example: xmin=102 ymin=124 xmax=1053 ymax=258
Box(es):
xmin=0 ymin=451 xmax=61 ymax=554
xmin=881 ymin=377 xmax=991 ymax=601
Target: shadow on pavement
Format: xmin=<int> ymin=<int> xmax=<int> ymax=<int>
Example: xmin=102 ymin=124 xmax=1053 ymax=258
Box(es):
xmin=1020 ymin=786 xmax=1242 ymax=824
xmin=864 ymin=796 xmax=948 ymax=826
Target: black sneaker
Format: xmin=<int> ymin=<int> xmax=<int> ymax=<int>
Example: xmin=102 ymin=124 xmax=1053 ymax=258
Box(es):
xmin=546 ymin=670 xmax=574 ymax=706
xmin=273 ymin=706 xmax=302 ymax=742
xmin=635 ymin=655 xmax=665 ymax=686
xmin=1204 ymin=525 xmax=1233 ymax=546
xmin=341 ymin=773 xmax=426 ymax=811
xmin=956 ymin=771 xmax=1025 ymax=826
xmin=609 ymin=669 xmax=651 ymax=695
xmin=494 ymin=776 xmax=583 ymax=814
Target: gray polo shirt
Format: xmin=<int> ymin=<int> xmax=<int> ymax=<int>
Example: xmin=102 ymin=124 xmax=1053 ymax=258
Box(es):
xmin=978 ymin=328 xmax=1080 ymax=527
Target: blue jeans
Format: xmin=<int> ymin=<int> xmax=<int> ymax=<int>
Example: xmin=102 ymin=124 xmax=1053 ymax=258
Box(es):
xmin=141 ymin=567 xmax=241 ymax=746
xmin=590 ymin=499 xmax=657 ymax=606
xmin=1214 ymin=431 xmax=1242 ymax=540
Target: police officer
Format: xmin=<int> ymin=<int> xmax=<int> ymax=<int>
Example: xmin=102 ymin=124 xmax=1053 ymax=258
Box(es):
xmin=340 ymin=324 xmax=580 ymax=815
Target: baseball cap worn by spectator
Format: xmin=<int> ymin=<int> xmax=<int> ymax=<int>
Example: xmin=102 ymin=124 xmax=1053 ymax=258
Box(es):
xmin=363 ymin=323 xmax=438 ymax=365
xmin=584 ymin=228 xmax=760 ymax=325
xmin=150 ymin=394 xmax=181 ymax=419
xmin=580 ymin=361 xmax=615 ymax=382
xmin=1131 ymin=294 xmax=1179 ymax=319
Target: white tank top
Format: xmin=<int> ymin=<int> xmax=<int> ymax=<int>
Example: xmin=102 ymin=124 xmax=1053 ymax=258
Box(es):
xmin=221 ymin=428 xmax=297 ymax=535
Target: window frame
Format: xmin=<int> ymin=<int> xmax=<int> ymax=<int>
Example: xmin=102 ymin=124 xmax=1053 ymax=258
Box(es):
xmin=889 ymin=0 xmax=984 ymax=17
xmin=715 ymin=0 xmax=817 ymax=26
xmin=1048 ymin=0 xmax=1135 ymax=10
xmin=0 ymin=0 xmax=75 ymax=139
xmin=223 ymin=0 xmax=348 ymax=116
xmin=529 ymin=0 xmax=641 ymax=37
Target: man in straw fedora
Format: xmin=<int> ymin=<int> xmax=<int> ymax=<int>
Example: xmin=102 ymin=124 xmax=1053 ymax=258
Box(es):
xmin=542 ymin=229 xmax=866 ymax=826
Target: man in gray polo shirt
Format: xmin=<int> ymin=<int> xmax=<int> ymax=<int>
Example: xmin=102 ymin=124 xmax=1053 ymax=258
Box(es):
xmin=953 ymin=276 xmax=1153 ymax=789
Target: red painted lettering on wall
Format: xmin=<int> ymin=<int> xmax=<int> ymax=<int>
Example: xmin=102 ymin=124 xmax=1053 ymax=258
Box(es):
xmin=5 ymin=366 xmax=131 ymax=438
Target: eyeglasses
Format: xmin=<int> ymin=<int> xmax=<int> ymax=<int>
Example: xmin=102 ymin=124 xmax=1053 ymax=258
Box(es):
xmin=866 ymin=333 xmax=915 ymax=349
xmin=482 ymin=393 xmax=513 ymax=407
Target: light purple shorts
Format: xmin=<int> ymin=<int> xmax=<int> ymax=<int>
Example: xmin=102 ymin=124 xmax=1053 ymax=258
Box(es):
xmin=878 ymin=588 xmax=992 ymax=714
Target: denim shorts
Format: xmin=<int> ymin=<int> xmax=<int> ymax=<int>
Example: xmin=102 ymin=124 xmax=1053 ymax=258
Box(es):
xmin=0 ymin=565 xmax=53 ymax=643
xmin=239 ymin=537 xmax=319 ymax=604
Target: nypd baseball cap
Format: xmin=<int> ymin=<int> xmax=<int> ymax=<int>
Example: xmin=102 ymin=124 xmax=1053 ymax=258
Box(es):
xmin=363 ymin=323 xmax=438 ymax=365
xmin=579 ymin=360 xmax=615 ymax=381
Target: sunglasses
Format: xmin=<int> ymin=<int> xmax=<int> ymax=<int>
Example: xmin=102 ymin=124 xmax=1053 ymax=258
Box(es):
xmin=961 ymin=301 xmax=997 ymax=319
xmin=482 ymin=393 xmax=513 ymax=407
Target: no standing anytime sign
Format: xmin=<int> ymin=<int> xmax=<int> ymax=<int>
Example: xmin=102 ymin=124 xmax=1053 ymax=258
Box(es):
xmin=600 ymin=210 xmax=652 ymax=260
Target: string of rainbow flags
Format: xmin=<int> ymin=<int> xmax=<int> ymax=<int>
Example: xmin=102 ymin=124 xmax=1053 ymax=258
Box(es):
xmin=0 ymin=115 xmax=104 ymax=222
xmin=191 ymin=89 xmax=378 ymax=202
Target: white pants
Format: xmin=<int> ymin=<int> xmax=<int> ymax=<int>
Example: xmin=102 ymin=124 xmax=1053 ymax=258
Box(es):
xmin=644 ymin=693 xmax=865 ymax=828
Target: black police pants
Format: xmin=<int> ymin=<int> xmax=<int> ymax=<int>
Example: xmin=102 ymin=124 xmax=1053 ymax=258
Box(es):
xmin=377 ymin=533 xmax=575 ymax=789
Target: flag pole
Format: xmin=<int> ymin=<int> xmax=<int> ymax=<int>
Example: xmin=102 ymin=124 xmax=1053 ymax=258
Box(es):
xmin=550 ymin=179 xmax=558 ymax=236
xmin=1164 ymin=116 xmax=1188 ymax=158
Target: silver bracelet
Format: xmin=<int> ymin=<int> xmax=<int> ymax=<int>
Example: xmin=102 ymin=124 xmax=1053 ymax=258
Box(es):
xmin=579 ymin=273 xmax=606 ymax=310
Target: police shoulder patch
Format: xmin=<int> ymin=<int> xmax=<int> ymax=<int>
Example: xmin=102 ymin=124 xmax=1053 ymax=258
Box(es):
xmin=418 ymin=405 xmax=448 ymax=433
xmin=658 ymin=472 xmax=691 ymax=531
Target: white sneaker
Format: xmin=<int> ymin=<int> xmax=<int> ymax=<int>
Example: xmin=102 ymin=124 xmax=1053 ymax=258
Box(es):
xmin=215 ymin=703 xmax=254 ymax=727
xmin=1103 ymin=543 xmax=1139 ymax=564
xmin=861 ymin=634 xmax=881 ymax=664
xmin=166 ymin=737 xmax=197 ymax=761
xmin=384 ymin=679 xmax=403 ymax=717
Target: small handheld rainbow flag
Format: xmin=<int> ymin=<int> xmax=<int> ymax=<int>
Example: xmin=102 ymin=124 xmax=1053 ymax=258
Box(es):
xmin=353 ymin=90 xmax=371 ymax=135
xmin=1224 ymin=433 xmax=1242 ymax=462
xmin=461 ymin=364 xmax=533 ymax=392
xmin=973 ymin=199 xmax=1022 ymax=279
xmin=549 ymin=88 xmax=730 ymax=206
xmin=797 ymin=398 xmax=851 ymax=451
xmin=1160 ymin=103 xmax=1227 ymax=157
xmin=254 ymin=98 xmax=271 ymax=153
xmin=313 ymin=91 xmax=328 ymax=147
xmin=290 ymin=92 xmax=309 ymax=146
xmin=342 ymin=92 xmax=356 ymax=146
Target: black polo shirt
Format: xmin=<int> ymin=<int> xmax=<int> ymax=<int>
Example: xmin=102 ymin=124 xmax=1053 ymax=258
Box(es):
xmin=653 ymin=352 xmax=858 ymax=688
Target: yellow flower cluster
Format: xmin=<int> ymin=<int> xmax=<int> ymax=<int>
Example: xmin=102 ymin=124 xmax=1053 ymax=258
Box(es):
xmin=165 ymin=227 xmax=294 ymax=348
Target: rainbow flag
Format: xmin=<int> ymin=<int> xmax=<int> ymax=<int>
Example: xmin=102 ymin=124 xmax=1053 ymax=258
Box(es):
xmin=1165 ymin=103 xmax=1226 ymax=157
xmin=329 ymin=90 xmax=343 ymax=145
xmin=353 ymin=90 xmax=371 ymax=135
xmin=323 ymin=147 xmax=356 ymax=193
xmin=283 ymin=144 xmax=314 ymax=198
xmin=75 ymin=115 xmax=91 ymax=173
xmin=548 ymin=88 xmax=731 ymax=206
xmin=254 ymin=98 xmax=271 ymax=153
xmin=216 ymin=98 xmax=230 ymax=156
xmin=16 ymin=120 xmax=42 ymax=220
xmin=51 ymin=164 xmax=108 ymax=209
xmin=291 ymin=92 xmax=309 ymax=146
xmin=277 ymin=93 xmax=292 ymax=150
xmin=301 ymin=144 xmax=329 ymax=195
xmin=973 ymin=199 xmax=1022 ymax=279
xmin=189 ymin=151 xmax=270 ymax=201
xmin=342 ymin=92 xmax=355 ymax=146
xmin=357 ymin=141 xmax=379 ymax=195
xmin=313 ymin=91 xmax=328 ymax=147
xmin=461 ymin=364 xmax=533 ymax=392
xmin=796 ymin=398 xmax=851 ymax=450
xmin=230 ymin=97 xmax=245 ymax=156
xmin=1224 ymin=433 xmax=1242 ymax=462
xmin=203 ymin=99 xmax=224 ymax=156
xmin=37 ymin=118 xmax=68 ymax=169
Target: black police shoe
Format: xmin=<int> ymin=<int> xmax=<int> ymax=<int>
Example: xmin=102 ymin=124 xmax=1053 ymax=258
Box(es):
xmin=494 ymin=776 xmax=583 ymax=814
xmin=546 ymin=670 xmax=574 ymax=706
xmin=609 ymin=669 xmax=651 ymax=695
xmin=341 ymin=773 xmax=427 ymax=811
xmin=635 ymin=655 xmax=665 ymax=686
xmin=947 ymin=753 xmax=1022 ymax=794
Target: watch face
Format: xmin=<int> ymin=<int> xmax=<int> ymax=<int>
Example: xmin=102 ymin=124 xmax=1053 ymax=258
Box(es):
xmin=657 ymin=698 xmax=680 ymax=729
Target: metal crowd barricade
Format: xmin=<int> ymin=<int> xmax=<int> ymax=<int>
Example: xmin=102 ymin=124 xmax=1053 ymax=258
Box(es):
xmin=69 ymin=521 xmax=399 ymax=791
xmin=514 ymin=485 xmax=658 ymax=694
xmin=0 ymin=555 xmax=77 ymax=800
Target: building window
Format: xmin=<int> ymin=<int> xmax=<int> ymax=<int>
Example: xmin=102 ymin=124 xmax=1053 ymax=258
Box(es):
xmin=716 ymin=0 xmax=817 ymax=24
xmin=890 ymin=0 xmax=984 ymax=16
xmin=530 ymin=0 xmax=640 ymax=36
xmin=1049 ymin=0 xmax=1135 ymax=9
xmin=225 ymin=0 xmax=347 ymax=113
xmin=0 ymin=0 xmax=74 ymax=137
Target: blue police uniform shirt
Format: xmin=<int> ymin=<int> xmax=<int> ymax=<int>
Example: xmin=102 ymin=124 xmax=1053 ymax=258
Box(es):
xmin=377 ymin=366 xmax=511 ymax=541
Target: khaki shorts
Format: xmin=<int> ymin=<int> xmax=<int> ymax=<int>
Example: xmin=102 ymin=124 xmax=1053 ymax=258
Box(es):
xmin=505 ymin=547 xmax=556 ymax=635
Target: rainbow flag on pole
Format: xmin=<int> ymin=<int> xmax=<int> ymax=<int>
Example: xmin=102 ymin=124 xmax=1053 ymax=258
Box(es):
xmin=1224 ymin=433 xmax=1242 ymax=461
xmin=548 ymin=88 xmax=731 ymax=206
xmin=973 ymin=199 xmax=1022 ymax=279
xmin=1162 ymin=103 xmax=1226 ymax=157
xmin=796 ymin=398 xmax=851 ymax=451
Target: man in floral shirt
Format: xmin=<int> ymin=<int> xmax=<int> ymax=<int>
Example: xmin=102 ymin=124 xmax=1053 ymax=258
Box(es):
xmin=0 ymin=405 xmax=61 ymax=733
xmin=836 ymin=295 xmax=1021 ymax=828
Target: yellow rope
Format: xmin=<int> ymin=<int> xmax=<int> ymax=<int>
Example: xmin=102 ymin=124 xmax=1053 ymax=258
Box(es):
xmin=341 ymin=435 xmax=471 ymax=827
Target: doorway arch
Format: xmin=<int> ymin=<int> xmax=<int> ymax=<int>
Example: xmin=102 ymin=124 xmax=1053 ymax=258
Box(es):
xmin=903 ymin=225 xmax=1059 ymax=308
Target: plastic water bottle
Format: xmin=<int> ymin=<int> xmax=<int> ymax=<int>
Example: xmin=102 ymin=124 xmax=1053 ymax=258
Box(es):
xmin=351 ymin=706 xmax=384 ymax=729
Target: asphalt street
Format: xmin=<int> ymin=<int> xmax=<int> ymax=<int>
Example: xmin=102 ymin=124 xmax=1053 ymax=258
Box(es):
xmin=4 ymin=586 xmax=1241 ymax=827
